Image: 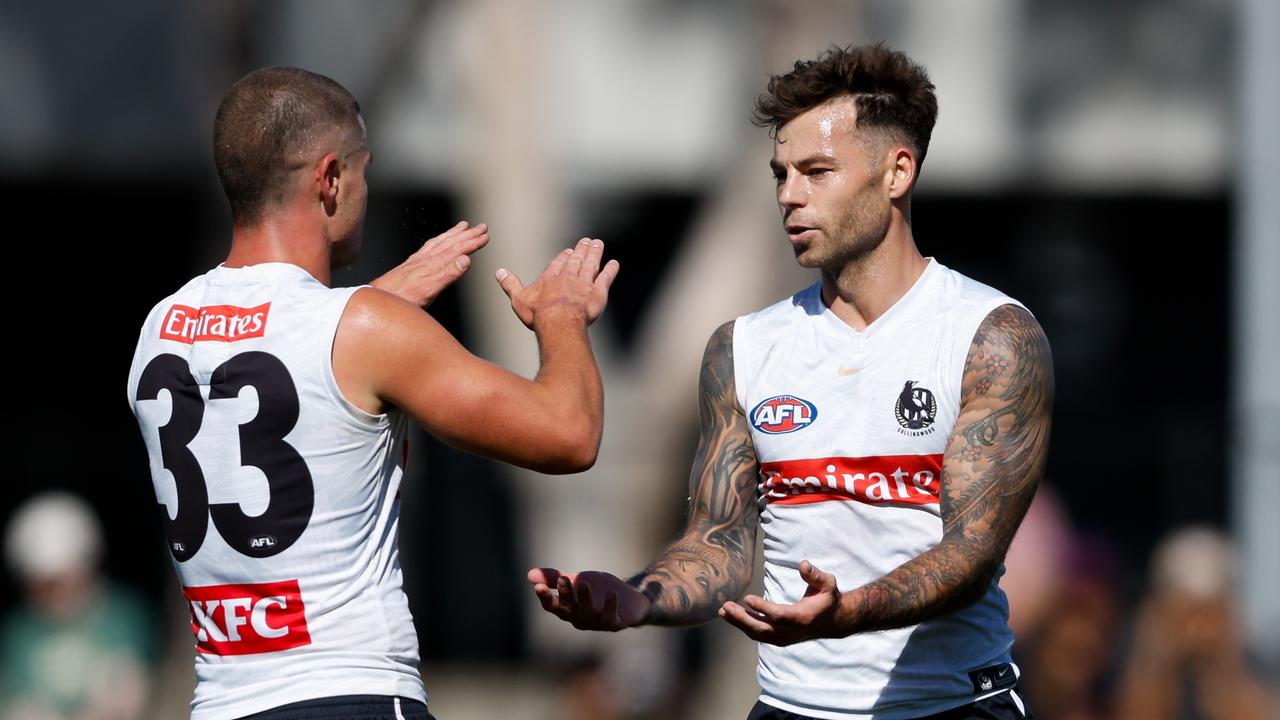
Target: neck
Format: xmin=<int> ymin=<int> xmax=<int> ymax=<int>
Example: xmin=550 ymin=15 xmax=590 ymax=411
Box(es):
xmin=225 ymin=206 xmax=332 ymax=286
xmin=819 ymin=214 xmax=927 ymax=331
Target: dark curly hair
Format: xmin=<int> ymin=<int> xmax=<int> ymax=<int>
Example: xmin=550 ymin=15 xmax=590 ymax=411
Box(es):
xmin=754 ymin=43 xmax=938 ymax=170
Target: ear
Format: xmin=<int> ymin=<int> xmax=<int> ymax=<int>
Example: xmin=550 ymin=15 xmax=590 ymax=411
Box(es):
xmin=886 ymin=146 xmax=917 ymax=200
xmin=318 ymin=152 xmax=341 ymax=214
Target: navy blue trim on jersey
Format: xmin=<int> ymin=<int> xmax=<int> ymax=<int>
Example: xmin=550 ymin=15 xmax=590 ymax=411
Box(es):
xmin=747 ymin=688 xmax=1032 ymax=720
xmin=239 ymin=694 xmax=434 ymax=720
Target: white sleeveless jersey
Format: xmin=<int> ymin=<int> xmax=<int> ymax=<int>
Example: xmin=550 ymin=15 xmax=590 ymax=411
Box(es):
xmin=734 ymin=259 xmax=1024 ymax=720
xmin=126 ymin=263 xmax=424 ymax=719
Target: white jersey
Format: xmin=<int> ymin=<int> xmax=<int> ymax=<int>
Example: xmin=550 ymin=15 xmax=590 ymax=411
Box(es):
xmin=126 ymin=263 xmax=424 ymax=719
xmin=734 ymin=258 xmax=1023 ymax=720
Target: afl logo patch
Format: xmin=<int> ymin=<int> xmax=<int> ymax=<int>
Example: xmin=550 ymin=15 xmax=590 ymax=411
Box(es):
xmin=895 ymin=381 xmax=937 ymax=436
xmin=751 ymin=395 xmax=817 ymax=434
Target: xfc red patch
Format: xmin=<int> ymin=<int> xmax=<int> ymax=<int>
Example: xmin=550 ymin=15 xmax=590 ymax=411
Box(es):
xmin=183 ymin=579 xmax=311 ymax=655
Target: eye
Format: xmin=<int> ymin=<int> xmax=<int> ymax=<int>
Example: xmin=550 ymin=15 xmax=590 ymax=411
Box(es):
xmin=808 ymin=168 xmax=831 ymax=178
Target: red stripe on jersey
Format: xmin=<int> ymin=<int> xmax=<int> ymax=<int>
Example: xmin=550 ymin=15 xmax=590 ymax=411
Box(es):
xmin=760 ymin=454 xmax=943 ymax=506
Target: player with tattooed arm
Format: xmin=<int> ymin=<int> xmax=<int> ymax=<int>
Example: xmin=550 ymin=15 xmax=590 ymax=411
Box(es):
xmin=528 ymin=44 xmax=1052 ymax=720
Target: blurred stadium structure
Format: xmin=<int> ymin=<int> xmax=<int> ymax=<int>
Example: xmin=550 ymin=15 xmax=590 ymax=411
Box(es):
xmin=0 ymin=1 xmax=1275 ymax=718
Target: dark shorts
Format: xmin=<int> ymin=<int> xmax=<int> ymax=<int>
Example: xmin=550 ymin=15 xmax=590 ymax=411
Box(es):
xmin=239 ymin=695 xmax=435 ymax=720
xmin=747 ymin=689 xmax=1033 ymax=720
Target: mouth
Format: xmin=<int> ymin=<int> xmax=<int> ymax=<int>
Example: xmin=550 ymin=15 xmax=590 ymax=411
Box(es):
xmin=786 ymin=225 xmax=818 ymax=243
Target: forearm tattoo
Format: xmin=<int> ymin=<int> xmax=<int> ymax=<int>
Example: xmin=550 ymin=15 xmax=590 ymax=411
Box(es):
xmin=630 ymin=321 xmax=760 ymax=625
xmin=844 ymin=305 xmax=1054 ymax=633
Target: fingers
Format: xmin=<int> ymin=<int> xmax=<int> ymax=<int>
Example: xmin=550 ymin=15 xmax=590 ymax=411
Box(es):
xmin=563 ymin=238 xmax=590 ymax=277
xmin=419 ymin=222 xmax=488 ymax=259
xmin=720 ymin=600 xmax=775 ymax=640
xmin=527 ymin=567 xmax=563 ymax=587
xmin=499 ymin=238 xmax=614 ymax=327
xmin=532 ymin=583 xmax=570 ymax=619
xmin=593 ymin=258 xmax=620 ymax=296
xmin=451 ymin=224 xmax=489 ymax=256
xmin=556 ymin=575 xmax=578 ymax=616
xmin=432 ymin=254 xmax=472 ymax=291
xmin=440 ymin=220 xmax=469 ymax=237
xmin=601 ymin=590 xmax=620 ymax=627
xmin=533 ymin=237 xmax=614 ymax=282
xmin=529 ymin=570 xmax=641 ymax=631
xmin=430 ymin=220 xmax=478 ymax=244
xmin=742 ymin=594 xmax=794 ymax=622
xmin=798 ymin=560 xmax=838 ymax=596
xmin=574 ymin=575 xmax=595 ymax=618
xmin=529 ymin=567 xmax=573 ymax=620
xmin=495 ymin=267 xmax=525 ymax=301
xmin=421 ymin=220 xmax=469 ymax=250
xmin=545 ymin=247 xmax=574 ymax=277
xmin=578 ymin=238 xmax=604 ymax=280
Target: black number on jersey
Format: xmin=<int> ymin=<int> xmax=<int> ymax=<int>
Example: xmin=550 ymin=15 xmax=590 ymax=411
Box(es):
xmin=136 ymin=352 xmax=315 ymax=561
xmin=134 ymin=354 xmax=208 ymax=562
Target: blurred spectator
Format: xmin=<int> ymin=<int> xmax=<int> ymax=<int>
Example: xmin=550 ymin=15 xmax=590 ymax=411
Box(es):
xmin=1114 ymin=527 xmax=1273 ymax=720
xmin=1005 ymin=485 xmax=1121 ymax=720
xmin=1001 ymin=483 xmax=1074 ymax=639
xmin=1 ymin=493 xmax=154 ymax=720
xmin=1020 ymin=536 xmax=1120 ymax=720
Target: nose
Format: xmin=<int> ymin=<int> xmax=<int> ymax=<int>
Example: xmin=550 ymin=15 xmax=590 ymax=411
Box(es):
xmin=777 ymin=171 xmax=806 ymax=210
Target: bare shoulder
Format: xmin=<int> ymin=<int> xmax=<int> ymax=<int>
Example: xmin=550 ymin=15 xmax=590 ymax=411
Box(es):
xmin=337 ymin=285 xmax=462 ymax=350
xmin=943 ymin=303 xmax=1053 ymax=535
xmin=339 ymin=286 xmax=424 ymax=332
xmin=332 ymin=288 xmax=396 ymax=415
xmin=962 ymin=304 xmax=1053 ymax=402
xmin=701 ymin=320 xmax=736 ymax=371
xmin=333 ymin=286 xmax=457 ymax=415
xmin=697 ymin=320 xmax=739 ymax=411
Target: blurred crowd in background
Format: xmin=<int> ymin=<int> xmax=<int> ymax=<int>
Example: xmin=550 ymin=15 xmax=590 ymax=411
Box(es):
xmin=3 ymin=492 xmax=1272 ymax=719
xmin=1 ymin=1 xmax=1276 ymax=719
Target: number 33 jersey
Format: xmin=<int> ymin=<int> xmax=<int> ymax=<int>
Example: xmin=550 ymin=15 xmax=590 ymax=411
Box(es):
xmin=127 ymin=263 xmax=424 ymax=719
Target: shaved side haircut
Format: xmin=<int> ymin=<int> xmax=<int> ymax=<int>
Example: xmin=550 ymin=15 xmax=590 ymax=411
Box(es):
xmin=213 ymin=67 xmax=363 ymax=224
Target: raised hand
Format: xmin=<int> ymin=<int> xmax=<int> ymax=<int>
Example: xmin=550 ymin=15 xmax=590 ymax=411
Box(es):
xmin=719 ymin=560 xmax=845 ymax=646
xmin=495 ymin=238 xmax=620 ymax=329
xmin=527 ymin=568 xmax=650 ymax=632
xmin=370 ymin=221 xmax=489 ymax=307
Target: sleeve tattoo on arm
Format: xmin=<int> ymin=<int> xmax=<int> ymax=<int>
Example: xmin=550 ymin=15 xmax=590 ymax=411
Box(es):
xmin=839 ymin=304 xmax=1054 ymax=633
xmin=630 ymin=321 xmax=761 ymax=625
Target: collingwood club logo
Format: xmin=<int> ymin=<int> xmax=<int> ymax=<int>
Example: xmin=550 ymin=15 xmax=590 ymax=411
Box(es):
xmin=895 ymin=380 xmax=937 ymax=436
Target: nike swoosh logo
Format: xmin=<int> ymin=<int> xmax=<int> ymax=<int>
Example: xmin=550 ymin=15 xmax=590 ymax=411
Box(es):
xmin=837 ymin=366 xmax=864 ymax=376
xmin=997 ymin=667 xmax=1010 ymax=678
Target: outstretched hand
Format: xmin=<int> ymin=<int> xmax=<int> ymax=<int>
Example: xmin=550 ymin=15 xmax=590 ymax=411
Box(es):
xmin=370 ymin=221 xmax=489 ymax=307
xmin=719 ymin=560 xmax=845 ymax=646
xmin=527 ymin=568 xmax=649 ymax=632
xmin=496 ymin=238 xmax=619 ymax=329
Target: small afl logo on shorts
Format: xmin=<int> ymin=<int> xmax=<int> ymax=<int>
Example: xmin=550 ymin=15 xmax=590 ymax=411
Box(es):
xmin=751 ymin=395 xmax=817 ymax=434
xmin=249 ymin=535 xmax=277 ymax=550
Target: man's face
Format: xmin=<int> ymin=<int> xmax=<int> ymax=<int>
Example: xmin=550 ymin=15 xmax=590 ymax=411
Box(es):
xmin=330 ymin=116 xmax=370 ymax=269
xmin=770 ymin=97 xmax=895 ymax=270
